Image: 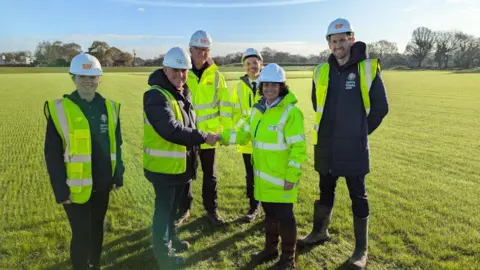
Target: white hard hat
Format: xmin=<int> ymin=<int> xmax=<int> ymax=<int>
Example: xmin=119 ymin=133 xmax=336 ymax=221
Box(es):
xmin=69 ymin=53 xmax=103 ymax=76
xmin=326 ymin=18 xmax=354 ymax=40
xmin=259 ymin=63 xmax=286 ymax=83
xmin=163 ymin=47 xmax=192 ymax=69
xmin=189 ymin=30 xmax=212 ymax=48
xmin=242 ymin=48 xmax=263 ymax=63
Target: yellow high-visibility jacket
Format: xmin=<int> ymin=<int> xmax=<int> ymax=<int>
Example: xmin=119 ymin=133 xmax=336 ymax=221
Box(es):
xmin=221 ymin=91 xmax=307 ymax=203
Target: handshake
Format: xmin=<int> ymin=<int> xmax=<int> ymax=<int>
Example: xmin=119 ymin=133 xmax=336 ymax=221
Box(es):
xmin=205 ymin=133 xmax=222 ymax=146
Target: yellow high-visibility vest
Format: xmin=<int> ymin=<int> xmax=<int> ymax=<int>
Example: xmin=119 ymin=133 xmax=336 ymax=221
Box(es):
xmin=143 ymin=86 xmax=187 ymax=174
xmin=46 ymin=97 xmax=119 ymax=204
xmin=312 ymin=59 xmax=379 ymax=144
xmin=187 ymin=63 xmax=232 ymax=149
xmin=231 ymin=79 xmax=261 ymax=154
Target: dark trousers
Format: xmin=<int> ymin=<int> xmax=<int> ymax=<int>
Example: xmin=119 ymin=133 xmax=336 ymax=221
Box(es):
xmin=180 ymin=148 xmax=217 ymax=213
xmin=151 ymin=180 xmax=185 ymax=254
xmin=242 ymin=153 xmax=259 ymax=210
xmin=318 ymin=173 xmax=369 ymax=218
xmin=63 ymin=190 xmax=110 ymax=270
xmin=262 ymin=202 xmax=297 ymax=258
xmin=262 ymin=202 xmax=296 ymax=226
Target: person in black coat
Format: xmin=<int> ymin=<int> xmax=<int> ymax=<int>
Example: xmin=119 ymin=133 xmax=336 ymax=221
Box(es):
xmin=44 ymin=53 xmax=124 ymax=270
xmin=298 ymin=18 xmax=389 ymax=270
xmin=143 ymin=47 xmax=218 ymax=269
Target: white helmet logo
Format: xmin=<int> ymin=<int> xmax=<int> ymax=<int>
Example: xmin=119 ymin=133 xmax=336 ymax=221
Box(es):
xmin=82 ymin=63 xmax=92 ymax=70
xmin=101 ymin=114 xmax=107 ymax=123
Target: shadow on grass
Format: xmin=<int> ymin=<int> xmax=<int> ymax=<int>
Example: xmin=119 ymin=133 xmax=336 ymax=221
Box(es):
xmin=44 ymin=218 xmax=266 ymax=270
xmin=450 ymin=69 xmax=480 ymax=74
xmin=335 ymin=259 xmax=352 ymax=270
xmin=185 ymin=221 xmax=264 ymax=269
xmin=43 ymin=228 xmax=154 ymax=270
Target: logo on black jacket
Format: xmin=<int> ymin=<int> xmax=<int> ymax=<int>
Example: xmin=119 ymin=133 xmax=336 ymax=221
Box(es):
xmin=345 ymin=72 xmax=356 ymax=90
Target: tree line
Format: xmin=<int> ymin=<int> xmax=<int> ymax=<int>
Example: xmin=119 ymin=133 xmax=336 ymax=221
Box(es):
xmin=1 ymin=41 xmax=134 ymax=67
xmin=1 ymin=26 xmax=479 ymax=69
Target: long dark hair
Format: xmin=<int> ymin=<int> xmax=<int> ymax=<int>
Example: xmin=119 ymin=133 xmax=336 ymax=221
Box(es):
xmin=258 ymin=82 xmax=289 ymax=97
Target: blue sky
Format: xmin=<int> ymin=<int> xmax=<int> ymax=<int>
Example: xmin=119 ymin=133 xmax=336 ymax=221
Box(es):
xmin=1 ymin=0 xmax=479 ymax=58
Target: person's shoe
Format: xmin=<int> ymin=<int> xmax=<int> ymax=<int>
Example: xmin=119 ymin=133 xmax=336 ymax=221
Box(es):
xmin=251 ymin=218 xmax=279 ymax=263
xmin=171 ymin=236 xmax=191 ymax=252
xmin=252 ymin=247 xmax=279 ymax=264
xmin=207 ymin=211 xmax=226 ymax=226
xmin=297 ymin=200 xmax=332 ymax=248
xmin=273 ymin=220 xmax=297 ymax=270
xmin=174 ymin=210 xmax=190 ymax=228
xmin=241 ymin=207 xmax=259 ymax=223
xmin=157 ymin=250 xmax=186 ymax=270
xmin=87 ymin=264 xmax=101 ymax=270
xmin=348 ymin=215 xmax=369 ymax=270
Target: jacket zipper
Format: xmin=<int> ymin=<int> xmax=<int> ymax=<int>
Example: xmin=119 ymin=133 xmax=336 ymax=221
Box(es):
xmin=254 ymin=119 xmax=261 ymax=138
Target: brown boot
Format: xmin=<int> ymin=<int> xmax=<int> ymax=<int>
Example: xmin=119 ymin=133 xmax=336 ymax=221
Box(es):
xmin=273 ymin=222 xmax=297 ymax=270
xmin=348 ymin=215 xmax=368 ymax=270
xmin=251 ymin=217 xmax=279 ymax=263
xmin=297 ymin=200 xmax=332 ymax=247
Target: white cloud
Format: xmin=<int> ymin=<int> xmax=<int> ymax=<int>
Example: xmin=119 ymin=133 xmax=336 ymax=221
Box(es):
xmin=118 ymin=0 xmax=326 ymax=8
xmin=137 ymin=7 xmax=145 ymax=11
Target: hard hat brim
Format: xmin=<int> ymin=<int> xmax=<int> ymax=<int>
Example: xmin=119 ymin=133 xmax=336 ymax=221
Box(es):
xmin=69 ymin=69 xmax=103 ymax=76
xmin=242 ymin=55 xmax=263 ymax=64
xmin=189 ymin=42 xmax=211 ymax=48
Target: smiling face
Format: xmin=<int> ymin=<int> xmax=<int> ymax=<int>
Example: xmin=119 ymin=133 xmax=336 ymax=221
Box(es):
xmin=328 ymin=33 xmax=355 ymax=61
xmin=243 ymin=56 xmax=263 ymax=78
xmin=73 ymin=75 xmax=100 ymax=96
xmin=164 ymin=67 xmax=188 ymax=90
xmin=190 ymin=46 xmax=210 ymax=66
xmin=262 ymin=82 xmax=281 ymax=103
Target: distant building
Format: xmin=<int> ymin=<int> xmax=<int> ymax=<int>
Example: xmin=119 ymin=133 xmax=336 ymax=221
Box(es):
xmin=0 ymin=55 xmax=5 ymax=65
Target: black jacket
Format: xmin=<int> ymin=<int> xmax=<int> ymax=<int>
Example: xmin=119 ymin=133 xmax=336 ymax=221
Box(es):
xmin=143 ymin=69 xmax=207 ymax=185
xmin=312 ymin=42 xmax=389 ymax=176
xmin=44 ymin=92 xmax=125 ymax=203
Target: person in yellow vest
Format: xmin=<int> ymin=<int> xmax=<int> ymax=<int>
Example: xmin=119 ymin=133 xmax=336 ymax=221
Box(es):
xmin=231 ymin=48 xmax=264 ymax=222
xmin=144 ymin=47 xmax=219 ymax=268
xmin=175 ymin=30 xmax=233 ymax=227
xmin=297 ymin=18 xmax=389 ymax=269
xmin=43 ymin=53 xmax=124 ymax=270
xmin=219 ymin=63 xmax=307 ymax=269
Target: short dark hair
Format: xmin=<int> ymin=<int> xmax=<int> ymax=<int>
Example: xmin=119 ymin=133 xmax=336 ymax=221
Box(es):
xmin=243 ymin=55 xmax=262 ymax=63
xmin=258 ymin=82 xmax=289 ymax=97
xmin=327 ymin=31 xmax=354 ymax=42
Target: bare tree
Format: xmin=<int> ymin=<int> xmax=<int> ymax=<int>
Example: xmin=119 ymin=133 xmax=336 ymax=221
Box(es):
xmin=88 ymin=41 xmax=110 ymax=65
xmin=319 ymin=49 xmax=330 ymax=63
xmin=452 ymin=32 xmax=480 ymax=68
xmin=434 ymin=31 xmax=456 ymax=68
xmin=367 ymin=40 xmax=398 ymax=60
xmin=62 ymin=43 xmax=82 ymax=62
xmin=405 ymin=27 xmax=435 ymax=68
xmin=261 ymin=47 xmax=276 ymax=63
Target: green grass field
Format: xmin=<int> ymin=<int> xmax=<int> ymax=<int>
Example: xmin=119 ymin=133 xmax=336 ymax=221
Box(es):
xmin=0 ymin=68 xmax=479 ymax=270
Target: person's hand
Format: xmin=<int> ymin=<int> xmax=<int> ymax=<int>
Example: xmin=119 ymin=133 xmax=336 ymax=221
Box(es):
xmin=284 ymin=181 xmax=295 ymax=191
xmin=60 ymin=199 xmax=72 ymax=205
xmin=111 ymin=184 xmax=121 ymax=191
xmin=206 ymin=133 xmax=219 ymax=146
